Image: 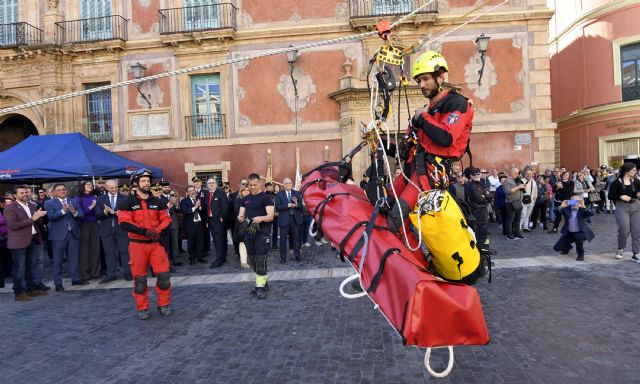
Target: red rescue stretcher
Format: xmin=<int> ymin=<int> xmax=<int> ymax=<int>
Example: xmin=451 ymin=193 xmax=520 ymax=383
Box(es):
xmin=301 ymin=167 xmax=489 ymax=376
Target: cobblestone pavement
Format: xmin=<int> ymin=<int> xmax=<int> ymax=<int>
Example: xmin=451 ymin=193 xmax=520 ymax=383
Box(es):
xmin=1 ymin=213 xmax=639 ymax=383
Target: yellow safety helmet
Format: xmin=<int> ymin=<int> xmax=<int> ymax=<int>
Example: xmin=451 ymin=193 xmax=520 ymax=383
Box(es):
xmin=412 ymin=51 xmax=448 ymax=79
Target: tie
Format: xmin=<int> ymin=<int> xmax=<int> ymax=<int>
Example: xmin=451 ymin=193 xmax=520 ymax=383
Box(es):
xmin=110 ymin=195 xmax=116 ymax=227
xmin=63 ymin=199 xmax=71 ymax=231
xmin=287 ymin=191 xmax=291 ymax=202
xmin=208 ymin=192 xmax=213 ymax=217
xmin=193 ymin=199 xmax=201 ymax=222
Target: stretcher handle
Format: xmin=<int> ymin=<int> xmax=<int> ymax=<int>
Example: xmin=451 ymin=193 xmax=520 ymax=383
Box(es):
xmin=309 ymin=218 xmax=318 ymax=237
xmin=339 ymin=273 xmax=367 ymax=299
xmin=424 ymin=346 xmax=454 ymax=378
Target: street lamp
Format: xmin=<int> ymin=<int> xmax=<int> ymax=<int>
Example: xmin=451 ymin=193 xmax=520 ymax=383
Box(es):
xmin=130 ymin=62 xmax=152 ymax=109
xmin=286 ymin=45 xmax=300 ymax=134
xmin=475 ymin=33 xmax=491 ymax=86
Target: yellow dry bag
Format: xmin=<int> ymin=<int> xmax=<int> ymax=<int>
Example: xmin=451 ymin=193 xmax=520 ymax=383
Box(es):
xmin=409 ymin=189 xmax=484 ymax=285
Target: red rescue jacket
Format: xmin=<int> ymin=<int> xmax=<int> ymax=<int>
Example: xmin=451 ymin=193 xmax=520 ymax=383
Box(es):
xmin=412 ymin=89 xmax=473 ymax=159
xmin=118 ymin=194 xmax=171 ymax=241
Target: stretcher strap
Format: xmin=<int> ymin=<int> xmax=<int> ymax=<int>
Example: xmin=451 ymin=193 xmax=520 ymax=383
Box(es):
xmin=348 ymin=205 xmax=380 ymax=263
xmin=312 ymin=192 xmax=371 ymax=234
xmin=367 ymin=248 xmax=401 ymax=293
xmin=339 ymin=221 xmax=368 ymax=262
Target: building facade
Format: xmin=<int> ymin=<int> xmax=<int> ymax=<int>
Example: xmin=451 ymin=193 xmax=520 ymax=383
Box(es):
xmin=0 ymin=0 xmax=554 ymax=186
xmin=550 ymin=0 xmax=640 ymax=170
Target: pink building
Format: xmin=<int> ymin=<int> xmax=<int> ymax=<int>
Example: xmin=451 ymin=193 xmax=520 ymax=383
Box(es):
xmin=550 ymin=0 xmax=640 ymax=170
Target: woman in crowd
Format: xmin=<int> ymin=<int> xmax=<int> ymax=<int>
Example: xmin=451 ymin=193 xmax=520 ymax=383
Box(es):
xmin=608 ymin=162 xmax=640 ymax=262
xmin=234 ymin=186 xmax=251 ymax=269
xmin=77 ymin=181 xmax=101 ymax=280
xmin=592 ymin=169 xmax=606 ymax=213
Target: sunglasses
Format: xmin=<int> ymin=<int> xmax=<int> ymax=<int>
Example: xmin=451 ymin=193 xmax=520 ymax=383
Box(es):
xmin=472 ymin=173 xmax=481 ymax=176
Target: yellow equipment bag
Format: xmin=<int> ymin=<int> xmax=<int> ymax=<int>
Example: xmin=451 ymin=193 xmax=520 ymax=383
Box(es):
xmin=409 ymin=189 xmax=485 ymax=285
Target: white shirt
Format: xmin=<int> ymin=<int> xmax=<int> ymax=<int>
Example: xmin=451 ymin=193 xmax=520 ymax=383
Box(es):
xmin=17 ymin=200 xmax=37 ymax=235
xmin=488 ymin=175 xmax=501 ymax=192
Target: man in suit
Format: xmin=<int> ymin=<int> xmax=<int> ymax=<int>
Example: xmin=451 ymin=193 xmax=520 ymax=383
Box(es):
xmin=204 ymin=178 xmax=229 ymax=269
xmin=44 ymin=183 xmax=86 ymax=291
xmin=35 ymin=187 xmax=53 ymax=262
xmin=192 ymin=176 xmax=210 ymax=254
xmin=161 ymin=181 xmax=184 ymax=267
xmin=5 ymin=185 xmax=48 ymax=301
xmin=274 ymin=177 xmax=304 ymax=263
xmin=180 ymin=185 xmax=205 ymax=265
xmin=95 ymin=180 xmax=131 ymax=284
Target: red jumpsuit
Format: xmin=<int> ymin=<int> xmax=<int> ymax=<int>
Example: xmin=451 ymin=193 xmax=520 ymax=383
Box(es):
xmin=118 ymin=194 xmax=172 ymax=310
xmin=388 ymin=89 xmax=474 ymax=229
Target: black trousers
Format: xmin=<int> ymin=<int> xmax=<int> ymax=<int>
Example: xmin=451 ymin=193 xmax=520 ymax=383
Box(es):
xmin=279 ymin=220 xmax=302 ymax=261
xmin=246 ymin=225 xmax=271 ymax=276
xmin=186 ymin=226 xmax=205 ymax=261
xmin=557 ymin=232 xmax=585 ymax=256
xmin=472 ymin=207 xmax=489 ymax=247
xmin=531 ymin=200 xmax=549 ymax=228
xmin=504 ymin=201 xmax=523 ymax=237
xmin=553 ymin=203 xmax=564 ymax=229
xmin=208 ymin=218 xmax=227 ymax=263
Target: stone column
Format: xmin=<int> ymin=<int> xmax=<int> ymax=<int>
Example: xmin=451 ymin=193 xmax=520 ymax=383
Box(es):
xmin=43 ymin=1 xmax=63 ymax=44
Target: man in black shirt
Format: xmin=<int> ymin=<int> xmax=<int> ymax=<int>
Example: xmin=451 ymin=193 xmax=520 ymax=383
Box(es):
xmin=238 ymin=173 xmax=275 ymax=299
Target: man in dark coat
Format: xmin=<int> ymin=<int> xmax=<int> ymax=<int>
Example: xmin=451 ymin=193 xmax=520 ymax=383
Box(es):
xmin=274 ymin=177 xmax=304 ymax=263
xmin=553 ymin=195 xmax=594 ymax=261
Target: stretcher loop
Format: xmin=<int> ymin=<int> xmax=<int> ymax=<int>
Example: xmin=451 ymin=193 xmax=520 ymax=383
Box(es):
xmin=339 ymin=273 xmax=367 ymax=299
xmin=424 ymin=346 xmax=454 ymax=378
xmin=308 ymin=218 xmax=318 ymax=238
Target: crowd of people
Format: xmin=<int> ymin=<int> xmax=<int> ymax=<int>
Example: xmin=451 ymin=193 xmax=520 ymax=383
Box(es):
xmin=450 ymin=161 xmax=640 ymax=262
xmin=0 ymin=172 xmax=322 ymax=309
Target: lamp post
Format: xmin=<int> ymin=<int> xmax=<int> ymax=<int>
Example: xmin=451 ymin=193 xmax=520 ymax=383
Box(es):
xmin=131 ymin=62 xmax=152 ymax=109
xmin=475 ymin=33 xmax=491 ymax=86
xmin=286 ymin=45 xmax=299 ymax=134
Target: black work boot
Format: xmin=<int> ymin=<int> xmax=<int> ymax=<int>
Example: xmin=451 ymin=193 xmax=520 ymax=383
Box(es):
xmin=137 ymin=310 xmax=150 ymax=320
xmin=256 ymin=287 xmax=268 ymax=299
xmin=157 ymin=305 xmax=173 ymax=316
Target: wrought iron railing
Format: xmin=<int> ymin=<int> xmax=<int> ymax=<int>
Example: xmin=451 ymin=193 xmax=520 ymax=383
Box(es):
xmin=349 ymin=0 xmax=438 ymax=18
xmin=0 ymin=22 xmax=43 ymax=48
xmin=55 ymin=15 xmax=128 ymax=44
xmin=622 ymin=85 xmax=640 ymax=102
xmin=87 ymin=113 xmax=113 ymax=143
xmin=185 ymin=114 xmax=225 ymax=140
xmin=159 ymin=3 xmax=237 ymax=34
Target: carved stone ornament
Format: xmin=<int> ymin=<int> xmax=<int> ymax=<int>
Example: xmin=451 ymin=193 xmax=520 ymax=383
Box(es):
xmin=47 ymin=0 xmax=60 ymax=10
xmin=276 ymin=67 xmax=317 ymax=112
xmin=464 ymin=52 xmax=497 ymax=100
xmin=334 ymin=1 xmax=349 ymax=21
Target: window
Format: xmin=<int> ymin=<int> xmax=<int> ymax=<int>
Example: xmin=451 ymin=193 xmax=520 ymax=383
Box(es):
xmin=85 ymin=83 xmax=113 ymax=143
xmin=189 ymin=74 xmax=223 ymax=138
xmin=184 ymin=0 xmax=219 ymax=31
xmin=373 ymin=0 xmax=413 ymax=15
xmin=195 ymin=171 xmax=222 ymax=186
xmin=0 ymin=0 xmax=18 ymax=46
xmin=621 ymin=42 xmax=640 ymax=102
xmin=80 ymin=0 xmax=112 ymax=41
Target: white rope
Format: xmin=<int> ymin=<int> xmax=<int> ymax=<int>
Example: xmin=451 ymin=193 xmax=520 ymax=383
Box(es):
xmin=413 ymin=0 xmax=509 ymax=55
xmin=424 ymin=346 xmax=455 ymax=377
xmin=339 ymin=273 xmax=368 ymax=299
xmin=0 ymin=0 xmax=437 ymax=115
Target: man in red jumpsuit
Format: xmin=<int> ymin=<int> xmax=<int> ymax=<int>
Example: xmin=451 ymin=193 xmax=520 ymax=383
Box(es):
xmin=388 ymin=50 xmax=474 ymax=232
xmin=118 ymin=169 xmax=173 ymax=320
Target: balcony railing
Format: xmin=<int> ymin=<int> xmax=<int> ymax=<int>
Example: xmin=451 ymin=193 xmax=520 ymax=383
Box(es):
xmin=88 ymin=130 xmax=113 ymax=143
xmin=159 ymin=3 xmax=237 ymax=34
xmin=185 ymin=114 xmax=225 ymax=140
xmin=349 ymin=0 xmax=438 ymax=18
xmin=0 ymin=22 xmax=43 ymax=48
xmin=55 ymin=15 xmax=128 ymax=44
xmin=622 ymin=85 xmax=640 ymax=102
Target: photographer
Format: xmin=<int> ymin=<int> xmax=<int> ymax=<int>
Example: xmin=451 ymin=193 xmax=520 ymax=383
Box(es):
xmin=549 ymin=171 xmax=574 ymax=233
xmin=553 ymin=195 xmax=594 ymax=261
xmin=501 ymin=167 xmax=527 ymax=240
xmin=608 ymin=162 xmax=640 ymax=262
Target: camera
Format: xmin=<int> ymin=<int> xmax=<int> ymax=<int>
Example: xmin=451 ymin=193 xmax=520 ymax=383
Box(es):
xmin=567 ymin=199 xmax=579 ymax=206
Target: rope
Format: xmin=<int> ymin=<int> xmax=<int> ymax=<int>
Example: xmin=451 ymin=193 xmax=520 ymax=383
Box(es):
xmin=424 ymin=346 xmax=455 ymax=377
xmin=0 ymin=0 xmax=438 ymax=115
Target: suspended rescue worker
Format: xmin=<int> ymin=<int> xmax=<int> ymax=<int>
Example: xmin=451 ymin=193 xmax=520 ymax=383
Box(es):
xmin=118 ymin=169 xmax=173 ymax=320
xmin=388 ymin=51 xmax=474 ymax=232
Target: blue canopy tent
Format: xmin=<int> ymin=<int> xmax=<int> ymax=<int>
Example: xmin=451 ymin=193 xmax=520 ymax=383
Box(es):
xmin=0 ymin=133 xmax=163 ymax=182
